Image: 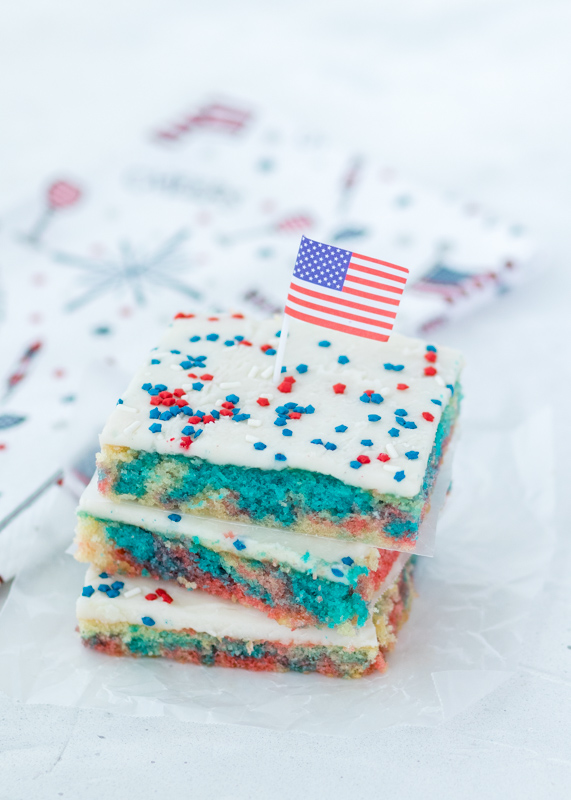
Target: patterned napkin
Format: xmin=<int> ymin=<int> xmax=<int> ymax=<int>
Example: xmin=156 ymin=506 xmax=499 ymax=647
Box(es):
xmin=0 ymin=96 xmax=532 ymax=578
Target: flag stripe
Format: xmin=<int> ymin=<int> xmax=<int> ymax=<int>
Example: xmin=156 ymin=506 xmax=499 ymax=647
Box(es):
xmin=286 ymin=293 xmax=393 ymax=330
xmin=284 ymin=305 xmax=390 ymax=341
xmin=348 ymin=261 xmax=407 ymax=287
xmin=348 ymin=262 xmax=407 ymax=287
xmin=346 ymin=268 xmax=404 ymax=295
xmin=352 ymin=252 xmax=410 ymax=274
xmin=344 ymin=273 xmax=408 ymax=295
xmin=290 ymin=280 xmax=397 ymax=319
xmin=341 ymin=285 xmax=401 ymax=306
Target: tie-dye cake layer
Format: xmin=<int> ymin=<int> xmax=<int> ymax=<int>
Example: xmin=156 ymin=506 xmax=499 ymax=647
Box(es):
xmin=96 ymin=314 xmax=463 ymax=551
xmin=77 ymin=561 xmax=414 ymax=679
xmin=75 ymin=475 xmax=408 ymax=632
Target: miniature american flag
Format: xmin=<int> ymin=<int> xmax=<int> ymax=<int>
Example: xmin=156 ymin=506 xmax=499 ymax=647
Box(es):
xmin=285 ymin=236 xmax=409 ymax=341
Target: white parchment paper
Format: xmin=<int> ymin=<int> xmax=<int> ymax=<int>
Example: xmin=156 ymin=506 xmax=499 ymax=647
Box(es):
xmin=0 ymin=411 xmax=555 ymax=735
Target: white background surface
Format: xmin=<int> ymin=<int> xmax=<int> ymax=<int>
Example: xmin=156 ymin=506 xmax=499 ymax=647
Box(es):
xmin=0 ymin=1 xmax=570 ymax=797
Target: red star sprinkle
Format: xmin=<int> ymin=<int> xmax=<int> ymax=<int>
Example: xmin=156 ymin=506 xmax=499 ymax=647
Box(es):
xmin=422 ymin=411 xmax=435 ymax=422
xmin=260 ymin=344 xmax=272 ymax=352
xmin=159 ymin=391 xmax=172 ymax=398
xmin=180 ymin=436 xmax=192 ymax=449
xmin=200 ymin=374 xmax=214 ymax=381
xmin=364 ymin=389 xmax=374 ymax=396
xmin=188 ymin=416 xmax=201 ymax=424
xmin=174 ymin=313 xmax=195 ymax=320
xmin=187 ymin=373 xmax=198 ymax=378
xmin=277 ymin=380 xmax=292 ymax=393
xmin=231 ymin=313 xmax=244 ymax=319
xmin=156 ymin=588 xmax=173 ymax=603
xmin=397 ymin=383 xmax=409 ymax=390
xmin=357 ymin=455 xmax=371 ymax=464
xmin=424 ymin=351 xmax=437 ymax=363
xmin=173 ymin=388 xmax=185 ymax=397
xmin=219 ymin=408 xmax=234 ymax=416
xmin=333 ymin=383 xmax=346 ymax=394
xmin=221 ymin=401 xmax=234 ymax=409
xmin=424 ymin=366 xmax=437 ymax=376
xmin=257 ymin=397 xmax=270 ymax=406
xmin=150 ymin=397 xmax=161 ymax=406
xmin=238 ymin=340 xmax=252 ymax=346
xmin=145 ymin=593 xmax=158 ymax=600
xmin=202 ymin=414 xmax=215 ymax=424
xmin=283 ymin=376 xmax=296 ymax=384
xmin=175 ymin=398 xmax=187 ymax=407
xmin=289 ymin=411 xmax=301 ymax=419
xmin=377 ymin=453 xmax=390 ymax=462
xmin=163 ymin=398 xmax=176 ymax=407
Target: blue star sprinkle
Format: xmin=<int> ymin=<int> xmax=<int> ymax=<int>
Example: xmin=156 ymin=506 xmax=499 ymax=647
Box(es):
xmin=233 ymin=539 xmax=246 ymax=551
xmin=142 ymin=617 xmax=155 ymax=626
xmin=335 ymin=424 xmax=348 ymax=432
xmin=168 ymin=514 xmax=181 ymax=522
xmin=394 ymin=471 xmax=406 ymax=482
xmin=82 ymin=586 xmax=94 ymax=597
xmin=405 ymin=451 xmax=419 ymax=459
xmin=368 ymin=414 xmax=381 ymax=422
xmin=253 ymin=442 xmax=266 ymax=450
xmin=338 ymin=355 xmax=349 ymax=364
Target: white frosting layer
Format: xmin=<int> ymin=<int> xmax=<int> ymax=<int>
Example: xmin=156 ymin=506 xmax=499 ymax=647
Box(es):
xmin=80 ymin=474 xmax=380 ymax=583
xmin=77 ymin=566 xmax=382 ymax=647
xmin=100 ymin=314 xmax=463 ymax=497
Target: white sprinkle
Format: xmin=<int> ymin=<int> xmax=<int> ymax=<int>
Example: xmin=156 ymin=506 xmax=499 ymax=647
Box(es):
xmin=214 ymin=398 xmax=224 ymax=407
xmin=248 ymin=365 xmax=259 ymax=378
xmin=182 ymin=383 xmax=195 ymax=391
xmin=383 ymin=464 xmax=398 ymax=473
xmin=435 ymin=375 xmax=445 ymax=386
xmin=123 ymin=587 xmax=142 ymax=599
xmin=220 ymin=381 xmax=241 ymax=388
xmin=121 ymin=405 xmax=137 ymax=413
xmin=261 ymin=366 xmax=273 ymax=379
xmin=170 ymin=364 xmax=183 ymax=371
xmin=386 ymin=442 xmax=399 ymax=459
xmin=245 ymin=435 xmax=257 ymax=443
xmin=258 ymin=392 xmax=274 ymax=400
xmin=247 ymin=418 xmax=262 ymax=427
xmin=124 ymin=421 xmax=140 ymax=434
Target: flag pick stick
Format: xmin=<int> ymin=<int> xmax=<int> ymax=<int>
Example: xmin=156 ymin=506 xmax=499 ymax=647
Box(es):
xmin=273 ymin=315 xmax=289 ymax=384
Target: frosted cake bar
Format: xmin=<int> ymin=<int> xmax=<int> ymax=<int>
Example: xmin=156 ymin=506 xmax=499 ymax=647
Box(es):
xmin=77 ymin=563 xmax=414 ymax=679
xmin=97 ymin=313 xmax=463 ymax=550
xmin=75 ymin=475 xmax=408 ymax=632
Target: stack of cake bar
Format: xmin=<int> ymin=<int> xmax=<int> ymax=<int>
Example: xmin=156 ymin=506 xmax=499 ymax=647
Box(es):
xmin=75 ymin=313 xmax=463 ymax=678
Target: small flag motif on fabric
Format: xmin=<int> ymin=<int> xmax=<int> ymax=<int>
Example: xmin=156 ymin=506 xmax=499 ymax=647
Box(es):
xmin=284 ymin=236 xmax=409 ymax=341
